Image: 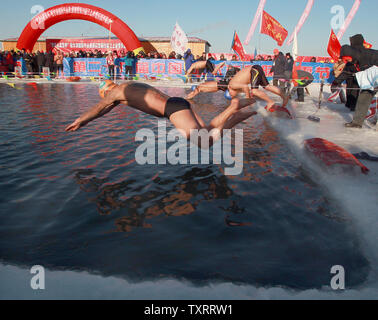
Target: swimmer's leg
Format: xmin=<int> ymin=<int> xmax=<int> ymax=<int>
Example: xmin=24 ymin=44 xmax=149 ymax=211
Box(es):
xmin=206 ymin=98 xmax=255 ymax=131
xmin=212 ymin=62 xmax=226 ymax=75
xmin=228 ymin=87 xmax=239 ymax=98
xmin=251 ymin=88 xmax=276 ymax=109
xmin=223 ymin=110 xmax=257 ymax=129
xmin=169 ymin=98 xmax=255 ymax=147
xmin=228 ymin=82 xmax=248 ymax=98
xmin=185 ymin=61 xmax=207 ymax=76
xmin=263 ymin=85 xmax=289 ymax=108
xmin=186 ymin=81 xmax=218 ymax=100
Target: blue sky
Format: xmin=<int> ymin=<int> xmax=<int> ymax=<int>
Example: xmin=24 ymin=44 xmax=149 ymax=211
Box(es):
xmin=1 ymin=0 xmax=377 ymax=56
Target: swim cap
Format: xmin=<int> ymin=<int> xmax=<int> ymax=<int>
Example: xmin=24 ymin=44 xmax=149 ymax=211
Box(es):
xmin=99 ymin=80 xmax=116 ymax=98
xmin=191 ymin=85 xmax=197 ymax=91
xmin=224 ymin=90 xmax=232 ymax=100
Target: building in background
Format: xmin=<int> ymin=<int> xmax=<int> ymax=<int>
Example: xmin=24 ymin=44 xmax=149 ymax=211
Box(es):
xmin=0 ymin=36 xmax=211 ymax=56
xmin=1 ymin=37 xmax=47 ymax=52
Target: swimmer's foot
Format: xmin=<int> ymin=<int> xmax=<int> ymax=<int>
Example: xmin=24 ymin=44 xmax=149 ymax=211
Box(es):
xmin=265 ymin=104 xmax=293 ymax=118
xmin=265 ymin=102 xmax=275 ymax=111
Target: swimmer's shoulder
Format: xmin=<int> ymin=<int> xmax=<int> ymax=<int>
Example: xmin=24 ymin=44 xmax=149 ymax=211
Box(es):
xmin=121 ymin=81 xmax=154 ymax=90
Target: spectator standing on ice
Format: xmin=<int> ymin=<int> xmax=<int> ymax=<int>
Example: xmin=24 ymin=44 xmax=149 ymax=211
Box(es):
xmin=5 ymin=51 xmax=15 ymax=73
xmin=341 ymin=34 xmax=378 ymax=128
xmin=124 ymin=51 xmax=135 ymax=80
xmin=284 ymin=53 xmax=294 ymax=95
xmin=333 ymin=57 xmax=360 ymax=111
xmin=106 ymin=52 xmax=115 ymax=79
xmin=330 ymin=59 xmax=347 ymax=104
xmin=54 ymin=51 xmax=64 ymax=78
xmin=24 ymin=51 xmax=34 ymax=78
xmin=271 ymin=49 xmax=287 ymax=91
xmin=45 ymin=51 xmax=55 ymax=75
xmin=35 ymin=51 xmax=45 ymax=72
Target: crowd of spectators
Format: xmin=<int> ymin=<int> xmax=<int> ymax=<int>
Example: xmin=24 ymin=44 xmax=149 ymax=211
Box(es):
xmin=0 ymin=49 xmax=25 ymax=72
xmin=1 ymin=48 xmax=332 ymax=79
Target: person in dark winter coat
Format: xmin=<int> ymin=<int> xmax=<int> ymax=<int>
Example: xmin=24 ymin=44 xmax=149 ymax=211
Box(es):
xmin=24 ymin=51 xmax=34 ymax=78
xmin=36 ymin=51 xmax=46 ymax=73
xmin=45 ymin=51 xmax=55 ymax=74
xmin=339 ymin=34 xmax=378 ymax=128
xmin=346 ymin=34 xmax=378 ymax=71
xmin=283 ymin=53 xmax=294 ymax=95
xmin=271 ymin=49 xmax=288 ymax=91
xmin=285 ymin=53 xmax=294 ymax=71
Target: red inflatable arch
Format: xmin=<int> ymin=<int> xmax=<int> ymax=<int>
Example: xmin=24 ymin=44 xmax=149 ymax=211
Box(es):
xmin=17 ymin=3 xmax=144 ymax=54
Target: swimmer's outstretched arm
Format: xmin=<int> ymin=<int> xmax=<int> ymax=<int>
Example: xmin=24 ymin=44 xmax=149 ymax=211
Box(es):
xmin=65 ymin=94 xmax=120 ymax=132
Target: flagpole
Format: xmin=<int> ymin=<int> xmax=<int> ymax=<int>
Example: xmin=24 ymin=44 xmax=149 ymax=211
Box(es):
xmin=258 ymin=10 xmax=262 ymax=56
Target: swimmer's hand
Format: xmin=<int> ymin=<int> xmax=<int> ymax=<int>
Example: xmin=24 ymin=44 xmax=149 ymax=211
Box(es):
xmin=65 ymin=119 xmax=84 ymax=132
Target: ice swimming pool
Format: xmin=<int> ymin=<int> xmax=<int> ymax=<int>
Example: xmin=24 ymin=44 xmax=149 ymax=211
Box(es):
xmin=0 ymin=83 xmax=371 ymax=295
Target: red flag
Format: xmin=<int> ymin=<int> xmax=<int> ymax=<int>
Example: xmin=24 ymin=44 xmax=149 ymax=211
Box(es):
xmin=231 ymin=31 xmax=247 ymax=61
xmin=363 ymin=41 xmax=372 ymax=49
xmin=260 ymin=11 xmax=288 ymax=46
xmin=327 ymin=29 xmax=341 ymax=60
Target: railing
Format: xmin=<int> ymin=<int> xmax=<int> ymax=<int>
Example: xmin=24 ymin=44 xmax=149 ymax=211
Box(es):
xmin=10 ymin=58 xmax=335 ymax=84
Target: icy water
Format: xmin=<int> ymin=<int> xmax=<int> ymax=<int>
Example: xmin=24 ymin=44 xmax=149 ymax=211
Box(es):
xmin=0 ymin=83 xmax=370 ymax=290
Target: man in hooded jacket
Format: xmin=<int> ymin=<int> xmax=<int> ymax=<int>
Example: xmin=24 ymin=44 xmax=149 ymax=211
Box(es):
xmin=340 ymin=34 xmax=378 ymax=128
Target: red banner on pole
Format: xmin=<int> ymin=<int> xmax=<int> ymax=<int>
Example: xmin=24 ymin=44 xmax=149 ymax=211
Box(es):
xmin=231 ymin=31 xmax=247 ymax=61
xmin=260 ymin=11 xmax=288 ymax=46
xmin=327 ymin=29 xmax=341 ymax=61
xmin=363 ymin=41 xmax=373 ymax=49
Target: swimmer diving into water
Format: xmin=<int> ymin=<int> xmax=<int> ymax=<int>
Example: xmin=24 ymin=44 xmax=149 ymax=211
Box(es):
xmin=185 ymin=66 xmax=241 ymax=100
xmin=185 ymin=57 xmax=226 ymax=81
xmin=228 ymin=65 xmax=289 ymax=110
xmin=65 ymin=81 xmax=256 ymax=146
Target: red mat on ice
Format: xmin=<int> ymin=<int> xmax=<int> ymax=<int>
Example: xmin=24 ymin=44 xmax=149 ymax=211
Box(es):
xmin=265 ymin=104 xmax=293 ymax=118
xmin=304 ymin=138 xmax=369 ymax=174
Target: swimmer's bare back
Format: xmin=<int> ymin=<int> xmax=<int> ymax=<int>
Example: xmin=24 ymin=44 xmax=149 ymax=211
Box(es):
xmin=108 ymin=82 xmax=170 ymax=117
xmin=229 ymin=66 xmax=254 ymax=86
xmin=65 ymin=82 xmax=170 ymax=132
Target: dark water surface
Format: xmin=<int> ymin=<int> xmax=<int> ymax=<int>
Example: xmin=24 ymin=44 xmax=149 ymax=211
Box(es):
xmin=0 ymin=83 xmax=369 ymax=289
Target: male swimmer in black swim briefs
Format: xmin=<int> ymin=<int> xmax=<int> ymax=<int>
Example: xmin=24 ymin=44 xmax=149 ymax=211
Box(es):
xmin=185 ymin=56 xmax=226 ymax=80
xmin=228 ymin=65 xmax=289 ymax=110
xmin=185 ymin=66 xmax=241 ymax=100
xmin=65 ymin=81 xmax=257 ymax=146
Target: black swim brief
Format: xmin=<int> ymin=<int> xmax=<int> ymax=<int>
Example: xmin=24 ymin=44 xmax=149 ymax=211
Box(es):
xmin=250 ymin=64 xmax=269 ymax=89
xmin=164 ymin=97 xmax=191 ymax=119
xmin=217 ymin=79 xmax=229 ymax=91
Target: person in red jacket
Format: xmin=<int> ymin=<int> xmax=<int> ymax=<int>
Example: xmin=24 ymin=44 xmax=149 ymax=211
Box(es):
xmin=6 ymin=52 xmax=15 ymax=72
